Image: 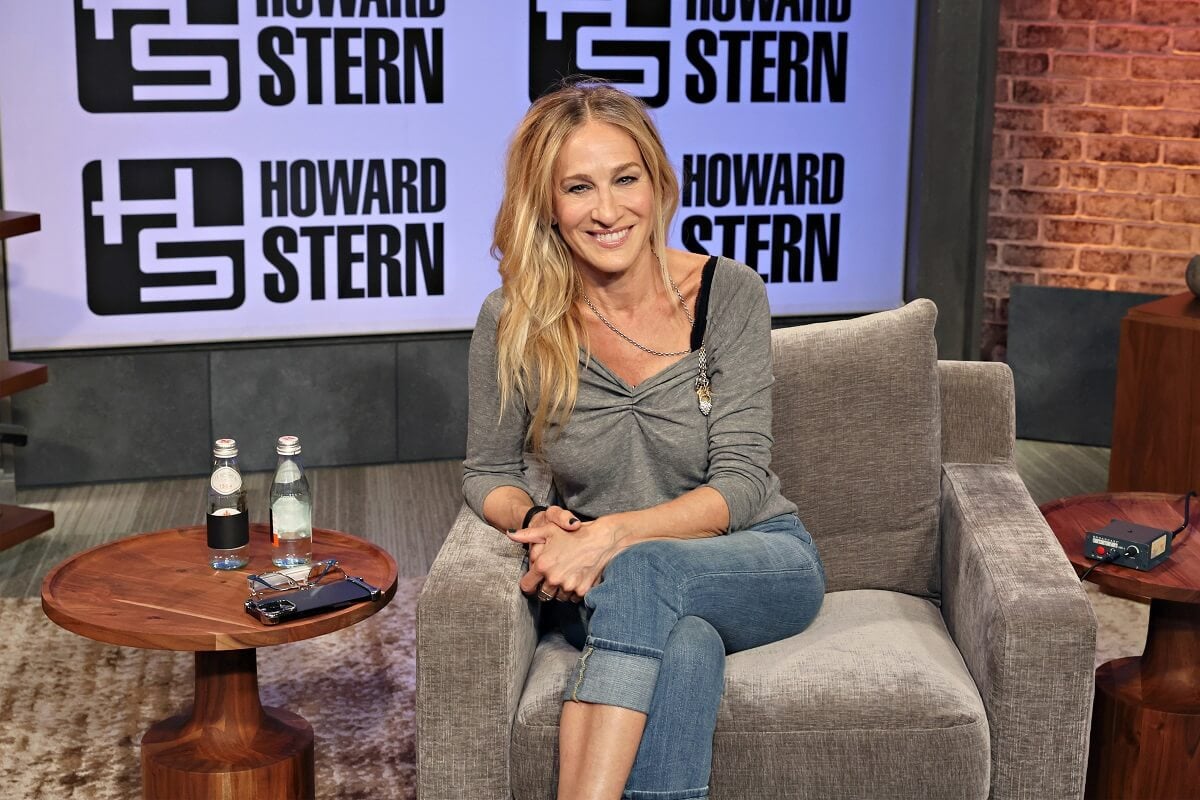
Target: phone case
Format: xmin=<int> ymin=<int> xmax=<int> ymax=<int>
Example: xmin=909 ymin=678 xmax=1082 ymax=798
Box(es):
xmin=244 ymin=575 xmax=381 ymax=624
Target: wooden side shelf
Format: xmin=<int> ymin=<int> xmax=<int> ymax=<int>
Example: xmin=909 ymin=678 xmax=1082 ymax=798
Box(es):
xmin=0 ymin=209 xmax=54 ymax=551
xmin=0 ymin=210 xmax=41 ymax=240
xmin=0 ymin=361 xmax=48 ymax=397
xmin=0 ymin=504 xmax=54 ymax=551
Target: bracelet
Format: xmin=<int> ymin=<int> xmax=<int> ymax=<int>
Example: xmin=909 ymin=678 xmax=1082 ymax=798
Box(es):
xmin=522 ymin=505 xmax=548 ymax=529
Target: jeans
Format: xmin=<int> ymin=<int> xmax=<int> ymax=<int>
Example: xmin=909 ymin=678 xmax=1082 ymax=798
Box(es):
xmin=556 ymin=513 xmax=825 ymax=800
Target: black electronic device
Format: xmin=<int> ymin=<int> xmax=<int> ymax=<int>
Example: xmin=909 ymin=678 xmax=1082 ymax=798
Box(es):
xmin=244 ymin=575 xmax=381 ymax=624
xmin=1084 ymin=519 xmax=1172 ymax=572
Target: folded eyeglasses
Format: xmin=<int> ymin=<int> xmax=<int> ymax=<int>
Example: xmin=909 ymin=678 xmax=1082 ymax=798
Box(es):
xmin=247 ymin=559 xmax=346 ymax=597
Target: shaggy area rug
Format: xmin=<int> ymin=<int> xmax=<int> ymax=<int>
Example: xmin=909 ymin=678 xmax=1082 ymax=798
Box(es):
xmin=0 ymin=577 xmax=422 ymax=800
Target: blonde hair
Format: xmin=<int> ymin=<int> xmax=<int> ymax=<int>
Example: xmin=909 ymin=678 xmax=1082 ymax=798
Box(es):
xmin=491 ymin=80 xmax=681 ymax=453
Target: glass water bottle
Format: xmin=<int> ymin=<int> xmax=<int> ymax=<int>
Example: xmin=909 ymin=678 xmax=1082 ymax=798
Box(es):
xmin=207 ymin=437 xmax=249 ymax=570
xmin=270 ymin=435 xmax=313 ymax=567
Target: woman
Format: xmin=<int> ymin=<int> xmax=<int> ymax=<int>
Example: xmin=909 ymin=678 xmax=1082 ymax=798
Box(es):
xmin=463 ymin=80 xmax=825 ymax=800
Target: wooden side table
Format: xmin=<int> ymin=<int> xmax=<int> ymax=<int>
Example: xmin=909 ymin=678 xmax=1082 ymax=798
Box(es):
xmin=1041 ymin=492 xmax=1200 ymax=800
xmin=42 ymin=524 xmax=397 ymax=800
xmin=1108 ymin=292 xmax=1200 ymax=493
xmin=0 ymin=210 xmax=54 ymax=550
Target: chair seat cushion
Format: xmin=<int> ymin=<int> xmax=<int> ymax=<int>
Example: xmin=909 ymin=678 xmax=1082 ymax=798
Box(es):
xmin=511 ymin=590 xmax=990 ymax=800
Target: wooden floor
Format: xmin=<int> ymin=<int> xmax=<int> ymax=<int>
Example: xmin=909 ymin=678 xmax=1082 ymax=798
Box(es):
xmin=0 ymin=441 xmax=1109 ymax=599
xmin=1013 ymin=439 xmax=1111 ymax=507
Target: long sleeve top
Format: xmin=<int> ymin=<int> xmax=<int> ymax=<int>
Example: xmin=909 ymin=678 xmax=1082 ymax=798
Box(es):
xmin=462 ymin=256 xmax=797 ymax=532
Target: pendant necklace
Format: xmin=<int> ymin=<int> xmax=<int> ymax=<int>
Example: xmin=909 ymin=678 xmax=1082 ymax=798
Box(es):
xmin=582 ymin=275 xmax=712 ymax=416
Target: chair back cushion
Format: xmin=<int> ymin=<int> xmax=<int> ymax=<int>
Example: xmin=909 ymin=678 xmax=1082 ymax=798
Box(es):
xmin=770 ymin=299 xmax=941 ymax=598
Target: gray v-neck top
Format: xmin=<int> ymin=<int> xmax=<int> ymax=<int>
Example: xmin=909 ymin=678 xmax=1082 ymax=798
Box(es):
xmin=462 ymin=257 xmax=796 ymax=532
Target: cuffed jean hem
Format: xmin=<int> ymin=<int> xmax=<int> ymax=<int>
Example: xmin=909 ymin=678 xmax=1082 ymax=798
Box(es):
xmin=562 ymin=638 xmax=661 ymax=713
xmin=623 ymin=786 xmax=709 ymax=799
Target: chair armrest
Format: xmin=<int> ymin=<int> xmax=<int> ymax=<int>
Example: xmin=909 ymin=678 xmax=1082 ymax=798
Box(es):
xmin=939 ymin=360 xmax=1015 ymax=465
xmin=940 ymin=463 xmax=1096 ymax=800
xmin=416 ymin=504 xmax=539 ymax=800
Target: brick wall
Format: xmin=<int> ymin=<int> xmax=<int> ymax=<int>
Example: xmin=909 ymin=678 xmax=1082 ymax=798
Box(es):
xmin=985 ymin=0 xmax=1200 ymax=360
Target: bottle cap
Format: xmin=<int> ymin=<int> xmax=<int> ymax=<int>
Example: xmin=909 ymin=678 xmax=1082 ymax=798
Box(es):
xmin=276 ymin=435 xmax=302 ymax=456
xmin=213 ymin=438 xmax=238 ymax=458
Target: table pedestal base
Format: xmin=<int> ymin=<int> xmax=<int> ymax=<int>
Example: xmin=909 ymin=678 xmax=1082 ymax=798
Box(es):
xmin=141 ymin=649 xmax=314 ymax=800
xmin=1085 ymin=599 xmax=1200 ymax=800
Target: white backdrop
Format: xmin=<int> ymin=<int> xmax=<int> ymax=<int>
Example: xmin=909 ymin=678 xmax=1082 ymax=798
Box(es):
xmin=0 ymin=0 xmax=916 ymax=351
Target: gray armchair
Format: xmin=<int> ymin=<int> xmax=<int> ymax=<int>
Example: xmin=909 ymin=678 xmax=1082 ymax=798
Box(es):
xmin=417 ymin=299 xmax=1096 ymax=800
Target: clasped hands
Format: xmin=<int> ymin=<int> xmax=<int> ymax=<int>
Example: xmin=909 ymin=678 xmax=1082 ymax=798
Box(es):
xmin=507 ymin=505 xmax=619 ymax=604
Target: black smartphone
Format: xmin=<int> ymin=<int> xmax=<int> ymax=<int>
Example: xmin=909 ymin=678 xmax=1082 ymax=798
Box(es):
xmin=245 ymin=576 xmax=381 ymax=624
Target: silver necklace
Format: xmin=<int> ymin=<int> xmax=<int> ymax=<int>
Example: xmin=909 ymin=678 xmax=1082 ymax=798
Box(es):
xmin=582 ymin=278 xmax=693 ymax=357
xmin=582 ymin=270 xmax=712 ymax=416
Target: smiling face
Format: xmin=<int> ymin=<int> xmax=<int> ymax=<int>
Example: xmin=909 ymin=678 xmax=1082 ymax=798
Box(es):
xmin=552 ymin=119 xmax=657 ymax=281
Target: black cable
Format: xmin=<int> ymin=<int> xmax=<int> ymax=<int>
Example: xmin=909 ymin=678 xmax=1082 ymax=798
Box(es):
xmin=1079 ymin=548 xmax=1129 ymax=583
xmin=1170 ymin=490 xmax=1196 ymax=540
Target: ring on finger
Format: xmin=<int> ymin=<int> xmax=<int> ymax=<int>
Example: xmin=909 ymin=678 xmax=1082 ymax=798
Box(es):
xmin=536 ymin=588 xmax=555 ymax=602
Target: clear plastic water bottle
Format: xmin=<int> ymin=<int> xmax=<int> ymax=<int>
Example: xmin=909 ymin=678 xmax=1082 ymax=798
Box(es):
xmin=208 ymin=438 xmax=249 ymax=570
xmin=270 ymin=435 xmax=313 ymax=567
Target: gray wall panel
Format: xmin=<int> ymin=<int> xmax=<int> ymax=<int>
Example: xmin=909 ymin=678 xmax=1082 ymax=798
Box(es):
xmin=396 ymin=337 xmax=470 ymax=462
xmin=211 ymin=341 xmax=398 ymax=472
xmin=1008 ymin=285 xmax=1161 ymax=447
xmin=907 ymin=0 xmax=999 ymax=359
xmin=12 ymin=350 xmax=210 ymax=484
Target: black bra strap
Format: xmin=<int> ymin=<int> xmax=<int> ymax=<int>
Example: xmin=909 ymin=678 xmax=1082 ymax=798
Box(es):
xmin=690 ymin=255 xmax=718 ymax=352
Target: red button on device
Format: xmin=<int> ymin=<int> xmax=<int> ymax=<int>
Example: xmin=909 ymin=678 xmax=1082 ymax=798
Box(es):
xmin=1096 ymin=545 xmax=1107 ymax=556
